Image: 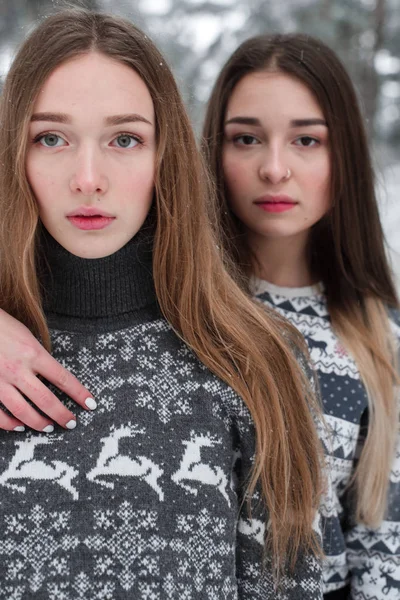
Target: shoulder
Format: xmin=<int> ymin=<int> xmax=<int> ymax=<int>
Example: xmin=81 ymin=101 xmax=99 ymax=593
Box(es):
xmin=150 ymin=318 xmax=256 ymax=433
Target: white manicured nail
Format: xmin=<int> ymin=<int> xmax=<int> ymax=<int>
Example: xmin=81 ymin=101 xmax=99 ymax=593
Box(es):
xmin=85 ymin=397 xmax=97 ymax=410
xmin=66 ymin=420 xmax=77 ymax=430
xmin=13 ymin=426 xmax=25 ymax=432
xmin=42 ymin=425 xmax=54 ymax=433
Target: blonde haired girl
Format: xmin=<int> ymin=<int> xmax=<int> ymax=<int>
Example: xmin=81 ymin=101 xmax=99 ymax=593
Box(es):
xmin=0 ymin=13 xmax=323 ymax=598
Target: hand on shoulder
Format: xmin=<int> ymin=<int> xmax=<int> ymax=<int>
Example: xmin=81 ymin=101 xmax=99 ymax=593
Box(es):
xmin=0 ymin=308 xmax=95 ymax=432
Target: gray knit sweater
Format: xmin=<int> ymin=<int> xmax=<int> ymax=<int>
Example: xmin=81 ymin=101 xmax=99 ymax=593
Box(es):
xmin=0 ymin=232 xmax=322 ymax=599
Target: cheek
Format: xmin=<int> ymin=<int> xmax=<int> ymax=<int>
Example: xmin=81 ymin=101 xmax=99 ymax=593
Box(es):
xmin=304 ymin=158 xmax=331 ymax=213
xmin=122 ymin=159 xmax=155 ymax=194
xmin=28 ymin=175 xmax=58 ymax=214
xmin=26 ymin=170 xmax=60 ymax=222
xmin=26 ymin=156 xmax=59 ymax=196
xmin=25 ymin=167 xmax=44 ymax=204
xmin=25 ymin=155 xmax=38 ymax=190
xmin=315 ymin=164 xmax=331 ymax=211
xmin=120 ymin=169 xmax=155 ymax=214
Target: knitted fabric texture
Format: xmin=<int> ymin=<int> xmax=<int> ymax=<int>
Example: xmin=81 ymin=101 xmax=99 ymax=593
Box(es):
xmin=254 ymin=278 xmax=400 ymax=600
xmin=0 ymin=235 xmax=322 ymax=600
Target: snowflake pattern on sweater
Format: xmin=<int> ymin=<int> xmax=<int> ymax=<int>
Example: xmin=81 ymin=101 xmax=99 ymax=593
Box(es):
xmin=254 ymin=279 xmax=400 ymax=600
xmin=0 ymin=316 xmax=322 ymax=600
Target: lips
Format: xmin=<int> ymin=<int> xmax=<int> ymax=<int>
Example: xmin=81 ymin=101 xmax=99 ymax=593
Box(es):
xmin=67 ymin=206 xmax=114 ymax=218
xmin=66 ymin=207 xmax=115 ymax=231
xmin=254 ymin=194 xmax=297 ymax=214
xmin=67 ymin=215 xmax=115 ymax=230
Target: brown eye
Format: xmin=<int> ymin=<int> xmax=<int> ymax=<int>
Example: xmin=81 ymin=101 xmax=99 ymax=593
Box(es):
xmin=295 ymin=136 xmax=318 ymax=147
xmin=234 ymin=135 xmax=259 ymax=145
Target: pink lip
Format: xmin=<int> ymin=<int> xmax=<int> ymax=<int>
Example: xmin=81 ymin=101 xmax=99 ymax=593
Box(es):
xmin=66 ymin=207 xmax=115 ymax=231
xmin=254 ymin=194 xmax=297 ymax=213
xmin=67 ymin=216 xmax=115 ymax=230
xmin=67 ymin=206 xmax=114 ymax=218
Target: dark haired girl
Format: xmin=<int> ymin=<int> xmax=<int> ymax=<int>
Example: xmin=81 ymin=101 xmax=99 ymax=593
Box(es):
xmin=202 ymin=33 xmax=400 ymax=600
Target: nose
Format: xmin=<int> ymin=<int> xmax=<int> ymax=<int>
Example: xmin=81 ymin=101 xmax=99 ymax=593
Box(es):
xmin=69 ymin=145 xmax=108 ymax=197
xmin=258 ymin=144 xmax=290 ymax=185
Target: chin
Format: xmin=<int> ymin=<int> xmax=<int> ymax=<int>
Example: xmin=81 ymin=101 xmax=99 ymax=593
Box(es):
xmin=255 ymin=227 xmax=299 ymax=240
xmin=75 ymin=248 xmax=120 ymax=259
xmin=60 ymin=240 xmax=123 ymax=259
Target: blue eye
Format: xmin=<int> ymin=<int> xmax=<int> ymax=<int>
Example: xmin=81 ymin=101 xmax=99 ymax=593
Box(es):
xmin=112 ymin=134 xmax=141 ymax=148
xmin=37 ymin=133 xmax=66 ymax=147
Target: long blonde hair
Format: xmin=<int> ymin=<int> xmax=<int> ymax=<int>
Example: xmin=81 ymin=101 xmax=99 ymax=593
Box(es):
xmin=203 ymin=33 xmax=400 ymax=526
xmin=0 ymin=12 xmax=323 ymax=574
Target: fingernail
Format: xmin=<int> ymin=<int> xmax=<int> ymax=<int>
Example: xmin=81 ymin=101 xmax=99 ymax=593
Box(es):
xmin=85 ymin=397 xmax=97 ymax=410
xmin=66 ymin=420 xmax=77 ymax=430
xmin=13 ymin=426 xmax=25 ymax=432
xmin=42 ymin=425 xmax=54 ymax=433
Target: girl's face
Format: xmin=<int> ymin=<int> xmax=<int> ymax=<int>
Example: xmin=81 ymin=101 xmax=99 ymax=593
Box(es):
xmin=26 ymin=52 xmax=156 ymax=259
xmin=222 ymin=71 xmax=331 ymax=246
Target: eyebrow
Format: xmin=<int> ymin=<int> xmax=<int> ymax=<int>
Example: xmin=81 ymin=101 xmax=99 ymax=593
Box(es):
xmin=30 ymin=112 xmax=153 ymax=126
xmin=225 ymin=117 xmax=260 ymax=126
xmin=31 ymin=112 xmax=71 ymax=124
xmin=104 ymin=114 xmax=153 ymax=126
xmin=290 ymin=118 xmax=327 ymax=127
xmin=224 ymin=116 xmax=327 ymax=127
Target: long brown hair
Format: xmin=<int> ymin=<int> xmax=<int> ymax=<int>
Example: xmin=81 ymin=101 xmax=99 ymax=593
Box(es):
xmin=0 ymin=13 xmax=323 ymax=575
xmin=203 ymin=33 xmax=399 ymax=526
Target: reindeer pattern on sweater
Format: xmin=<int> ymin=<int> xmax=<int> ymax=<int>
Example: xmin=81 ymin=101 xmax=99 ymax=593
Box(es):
xmin=0 ymin=315 xmax=322 ymax=600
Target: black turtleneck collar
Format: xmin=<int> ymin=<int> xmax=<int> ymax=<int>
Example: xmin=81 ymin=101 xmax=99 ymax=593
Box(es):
xmin=38 ymin=225 xmax=158 ymax=330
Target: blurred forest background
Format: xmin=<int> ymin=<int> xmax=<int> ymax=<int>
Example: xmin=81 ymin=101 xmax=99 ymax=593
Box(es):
xmin=1 ymin=0 xmax=400 ymax=287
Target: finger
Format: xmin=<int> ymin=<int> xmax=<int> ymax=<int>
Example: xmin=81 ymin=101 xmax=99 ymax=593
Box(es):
xmin=17 ymin=375 xmax=78 ymax=430
xmin=0 ymin=408 xmax=26 ymax=432
xmin=34 ymin=352 xmax=96 ymax=410
xmin=0 ymin=383 xmax=55 ymax=433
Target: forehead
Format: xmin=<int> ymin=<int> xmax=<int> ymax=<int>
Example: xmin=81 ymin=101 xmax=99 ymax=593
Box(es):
xmin=33 ymin=52 xmax=154 ymax=120
xmin=226 ymin=71 xmax=324 ymax=119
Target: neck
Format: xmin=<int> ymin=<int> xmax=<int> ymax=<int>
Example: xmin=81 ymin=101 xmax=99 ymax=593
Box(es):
xmin=248 ymin=230 xmax=314 ymax=288
xmin=38 ymin=225 xmax=157 ymax=319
